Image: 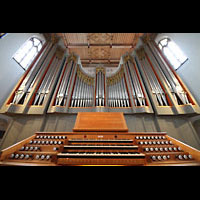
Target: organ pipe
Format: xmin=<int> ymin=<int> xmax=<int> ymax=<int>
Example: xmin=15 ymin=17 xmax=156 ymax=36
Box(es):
xmin=107 ymin=68 xmax=130 ymax=108
xmin=70 ymin=65 xmax=94 ymax=108
xmin=95 ymin=68 xmax=105 ymax=106
xmin=1 ymin=37 xmax=199 ymax=115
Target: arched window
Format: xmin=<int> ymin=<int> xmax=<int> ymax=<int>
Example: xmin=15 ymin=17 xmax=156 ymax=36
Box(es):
xmin=157 ymin=37 xmax=188 ymax=70
xmin=13 ymin=37 xmax=45 ymax=70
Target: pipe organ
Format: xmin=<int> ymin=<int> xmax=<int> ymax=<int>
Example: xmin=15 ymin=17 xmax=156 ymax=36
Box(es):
xmin=107 ymin=68 xmax=130 ymax=108
xmin=95 ymin=68 xmax=105 ymax=107
xmin=135 ymin=37 xmax=200 ymax=115
xmin=125 ymin=60 xmax=146 ymax=107
xmin=1 ymin=38 xmax=200 ymax=115
xmin=1 ymin=112 xmax=200 ymax=166
xmin=70 ymin=66 xmax=94 ymax=108
xmin=54 ymin=58 xmax=74 ymax=107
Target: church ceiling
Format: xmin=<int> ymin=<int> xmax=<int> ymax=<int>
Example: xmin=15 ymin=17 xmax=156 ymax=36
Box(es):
xmin=54 ymin=33 xmax=144 ymax=67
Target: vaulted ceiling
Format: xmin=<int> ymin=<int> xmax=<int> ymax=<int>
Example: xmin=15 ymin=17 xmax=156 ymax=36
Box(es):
xmin=54 ymin=33 xmax=144 ymax=67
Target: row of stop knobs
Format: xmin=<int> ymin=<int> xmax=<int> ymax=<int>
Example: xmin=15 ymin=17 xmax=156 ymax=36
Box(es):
xmin=151 ymin=154 xmax=193 ymax=161
xmin=10 ymin=153 xmax=51 ymax=160
xmin=144 ymin=146 xmax=181 ymax=152
xmin=29 ymin=140 xmax=63 ymax=145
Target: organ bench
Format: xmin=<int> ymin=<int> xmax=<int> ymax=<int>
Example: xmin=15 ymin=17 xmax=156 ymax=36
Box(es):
xmin=0 ymin=112 xmax=200 ymax=166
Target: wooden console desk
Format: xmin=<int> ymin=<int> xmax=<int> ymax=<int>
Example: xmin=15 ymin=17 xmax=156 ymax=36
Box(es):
xmin=0 ymin=112 xmax=200 ymax=166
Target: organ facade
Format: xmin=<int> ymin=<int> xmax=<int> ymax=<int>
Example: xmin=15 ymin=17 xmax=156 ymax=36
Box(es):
xmin=0 ymin=34 xmax=200 ymax=116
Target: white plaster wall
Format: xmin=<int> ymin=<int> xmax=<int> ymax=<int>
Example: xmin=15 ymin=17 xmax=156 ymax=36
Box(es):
xmin=0 ymin=33 xmax=45 ymax=108
xmin=155 ymin=33 xmax=200 ymax=105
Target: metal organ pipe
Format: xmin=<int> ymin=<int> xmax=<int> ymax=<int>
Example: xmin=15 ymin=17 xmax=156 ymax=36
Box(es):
xmin=55 ymin=59 xmax=74 ymax=106
xmin=107 ymin=68 xmax=130 ymax=108
xmin=136 ymin=52 xmax=169 ymax=106
xmin=146 ymin=42 xmax=190 ymax=105
xmin=125 ymin=60 xmax=146 ymax=106
xmin=32 ymin=55 xmax=60 ymax=106
xmin=12 ymin=43 xmax=54 ymax=105
xmin=95 ymin=69 xmax=105 ymax=106
xmin=70 ymin=67 xmax=94 ymax=108
xmin=137 ymin=54 xmax=169 ymax=106
xmin=71 ymin=76 xmax=79 ymax=107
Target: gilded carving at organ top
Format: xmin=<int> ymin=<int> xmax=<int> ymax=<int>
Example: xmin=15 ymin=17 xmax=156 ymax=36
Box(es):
xmin=106 ymin=67 xmax=124 ymax=86
xmin=55 ymin=46 xmax=65 ymax=59
xmin=68 ymin=54 xmax=77 ymax=62
xmin=123 ymin=54 xmax=131 ymax=63
xmin=96 ymin=67 xmax=105 ymax=74
xmin=136 ymin=47 xmax=146 ymax=60
xmin=77 ymin=66 xmax=94 ymax=85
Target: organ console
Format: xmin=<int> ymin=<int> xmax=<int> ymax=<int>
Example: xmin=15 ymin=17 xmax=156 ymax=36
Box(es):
xmin=0 ymin=112 xmax=200 ymax=166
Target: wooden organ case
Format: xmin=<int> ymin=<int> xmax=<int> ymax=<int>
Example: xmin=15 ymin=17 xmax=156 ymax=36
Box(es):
xmin=0 ymin=112 xmax=200 ymax=166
